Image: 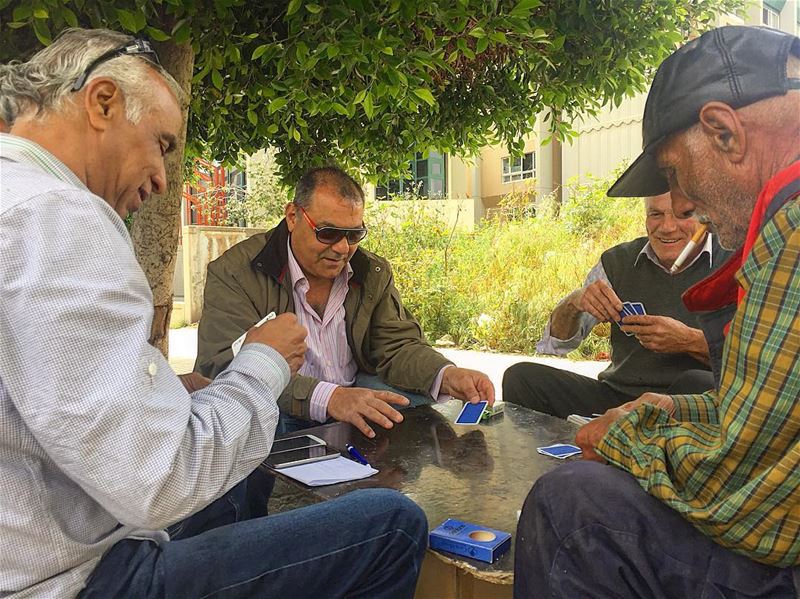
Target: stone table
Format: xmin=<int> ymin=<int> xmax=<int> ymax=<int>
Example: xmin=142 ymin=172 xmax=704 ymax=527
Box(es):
xmin=264 ymin=400 xmax=579 ymax=593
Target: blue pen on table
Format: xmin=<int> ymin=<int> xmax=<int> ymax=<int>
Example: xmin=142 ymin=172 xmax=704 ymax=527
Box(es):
xmin=345 ymin=444 xmax=370 ymax=466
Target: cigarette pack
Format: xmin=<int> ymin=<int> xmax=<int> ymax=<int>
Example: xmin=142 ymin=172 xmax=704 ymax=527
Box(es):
xmin=429 ymin=519 xmax=512 ymax=563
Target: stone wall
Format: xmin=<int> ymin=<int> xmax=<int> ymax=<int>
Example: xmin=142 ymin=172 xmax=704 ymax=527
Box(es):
xmin=182 ymin=225 xmax=268 ymax=323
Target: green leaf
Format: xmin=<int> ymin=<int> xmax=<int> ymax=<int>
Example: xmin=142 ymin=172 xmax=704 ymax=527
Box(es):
xmin=331 ymin=102 xmax=349 ymax=115
xmin=12 ymin=5 xmax=32 ymax=21
xmin=252 ymin=44 xmax=269 ymax=60
xmin=267 ymin=124 xmax=279 ymax=135
xmin=292 ymin=128 xmax=301 ymax=142
xmin=363 ymin=91 xmax=374 ymax=119
xmin=287 ymin=0 xmax=302 ymax=16
xmin=7 ymin=21 xmax=27 ymax=29
xmin=269 ymin=98 xmax=288 ymax=114
xmin=510 ymin=0 xmax=542 ymax=17
xmin=62 ymin=8 xmax=79 ymax=27
xmin=305 ymin=3 xmax=323 ymax=13
xmin=33 ymin=8 xmax=48 ymax=19
xmin=247 ymin=109 xmax=258 ymax=126
xmin=381 ymin=47 xmax=393 ymax=55
xmin=412 ymin=88 xmax=435 ymax=106
xmin=116 ymin=9 xmax=138 ymax=32
xmin=211 ymin=69 xmax=223 ymax=90
xmin=353 ymin=89 xmax=367 ymax=104
xmin=147 ymin=26 xmax=171 ymax=42
xmin=32 ymin=18 xmax=51 ymax=45
xmin=476 ymin=37 xmax=489 ymax=54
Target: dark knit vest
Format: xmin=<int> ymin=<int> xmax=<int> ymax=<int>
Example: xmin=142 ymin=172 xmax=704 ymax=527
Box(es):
xmin=597 ymin=236 xmax=730 ymax=396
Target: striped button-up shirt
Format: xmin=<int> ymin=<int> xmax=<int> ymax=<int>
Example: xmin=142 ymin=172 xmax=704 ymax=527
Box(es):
xmin=0 ymin=134 xmax=290 ymax=597
xmin=286 ymin=241 xmax=448 ymax=421
xmin=596 ymin=190 xmax=800 ymax=567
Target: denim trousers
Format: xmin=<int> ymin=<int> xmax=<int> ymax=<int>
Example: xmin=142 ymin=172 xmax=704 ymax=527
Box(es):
xmin=79 ymin=484 xmax=427 ymax=598
xmin=514 ymin=461 xmax=797 ymax=599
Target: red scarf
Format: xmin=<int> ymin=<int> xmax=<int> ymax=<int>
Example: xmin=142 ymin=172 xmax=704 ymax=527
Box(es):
xmin=683 ymin=161 xmax=800 ymax=329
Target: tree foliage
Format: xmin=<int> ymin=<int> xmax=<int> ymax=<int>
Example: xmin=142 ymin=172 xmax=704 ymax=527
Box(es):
xmin=2 ymin=0 xmax=744 ymax=184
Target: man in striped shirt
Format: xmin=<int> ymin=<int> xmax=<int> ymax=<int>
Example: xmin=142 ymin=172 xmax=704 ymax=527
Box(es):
xmin=514 ymin=26 xmax=800 ymax=598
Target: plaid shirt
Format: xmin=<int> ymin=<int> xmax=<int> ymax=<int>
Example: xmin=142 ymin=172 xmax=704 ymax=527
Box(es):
xmin=597 ymin=168 xmax=800 ymax=568
xmin=0 ymin=134 xmax=290 ymax=597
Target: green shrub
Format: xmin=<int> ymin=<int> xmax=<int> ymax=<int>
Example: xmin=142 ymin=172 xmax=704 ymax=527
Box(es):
xmin=362 ymin=172 xmax=644 ymax=358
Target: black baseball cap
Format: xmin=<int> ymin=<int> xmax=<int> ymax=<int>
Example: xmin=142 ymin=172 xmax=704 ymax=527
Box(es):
xmin=607 ymin=26 xmax=800 ymax=198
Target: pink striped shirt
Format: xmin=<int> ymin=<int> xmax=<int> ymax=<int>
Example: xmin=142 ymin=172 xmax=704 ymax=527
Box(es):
xmin=287 ymin=240 xmax=449 ymax=422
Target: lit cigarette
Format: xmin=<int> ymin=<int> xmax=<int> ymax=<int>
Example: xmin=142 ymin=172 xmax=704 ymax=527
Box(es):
xmin=669 ymin=223 xmax=708 ymax=273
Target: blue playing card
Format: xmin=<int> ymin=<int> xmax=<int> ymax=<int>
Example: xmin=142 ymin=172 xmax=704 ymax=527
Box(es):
xmin=630 ymin=302 xmax=646 ymax=315
xmin=537 ymin=443 xmax=582 ymax=459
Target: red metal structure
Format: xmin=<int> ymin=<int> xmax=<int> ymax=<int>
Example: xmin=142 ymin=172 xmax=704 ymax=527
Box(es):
xmin=182 ymin=158 xmax=229 ymax=226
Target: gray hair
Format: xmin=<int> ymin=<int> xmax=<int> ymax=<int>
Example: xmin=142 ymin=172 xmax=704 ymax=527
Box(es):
xmin=0 ymin=28 xmax=183 ymax=126
xmin=293 ymin=166 xmax=365 ymax=209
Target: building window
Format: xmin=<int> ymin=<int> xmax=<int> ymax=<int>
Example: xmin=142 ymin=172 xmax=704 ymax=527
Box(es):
xmin=763 ymin=6 xmax=779 ymax=28
xmin=375 ymin=152 xmax=447 ymax=199
xmin=502 ymin=152 xmax=535 ymax=184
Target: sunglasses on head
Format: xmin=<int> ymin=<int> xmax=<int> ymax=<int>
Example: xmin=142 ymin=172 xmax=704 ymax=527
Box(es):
xmin=71 ymin=39 xmax=161 ymax=92
xmin=298 ymin=205 xmax=368 ymax=245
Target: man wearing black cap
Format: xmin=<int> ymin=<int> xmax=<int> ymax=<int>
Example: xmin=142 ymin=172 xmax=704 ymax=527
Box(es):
xmin=514 ymin=26 xmax=800 ymax=598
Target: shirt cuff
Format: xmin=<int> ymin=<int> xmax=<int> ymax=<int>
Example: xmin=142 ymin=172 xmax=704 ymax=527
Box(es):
xmin=230 ymin=343 xmax=291 ymax=397
xmin=536 ymin=321 xmax=585 ymax=355
xmin=430 ymin=365 xmax=453 ymax=403
xmin=309 ymin=381 xmax=339 ymax=422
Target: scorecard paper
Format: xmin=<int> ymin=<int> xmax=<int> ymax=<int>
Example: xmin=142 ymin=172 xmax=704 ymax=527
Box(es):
xmin=277 ymin=456 xmax=378 ymax=487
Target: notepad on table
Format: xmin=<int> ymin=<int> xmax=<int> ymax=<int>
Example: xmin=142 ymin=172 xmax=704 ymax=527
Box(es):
xmin=278 ymin=456 xmax=378 ymax=487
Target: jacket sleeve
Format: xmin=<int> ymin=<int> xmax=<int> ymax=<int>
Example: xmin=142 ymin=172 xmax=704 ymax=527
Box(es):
xmin=194 ymin=259 xmax=264 ymax=379
xmin=367 ymin=268 xmax=453 ymax=394
xmin=196 ymin=257 xmax=322 ymax=418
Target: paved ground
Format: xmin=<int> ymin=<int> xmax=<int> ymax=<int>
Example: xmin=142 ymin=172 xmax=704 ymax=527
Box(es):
xmin=168 ymin=326 xmax=608 ymax=400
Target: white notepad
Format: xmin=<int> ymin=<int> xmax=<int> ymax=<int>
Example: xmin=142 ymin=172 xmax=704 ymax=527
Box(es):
xmin=278 ymin=456 xmax=378 ymax=487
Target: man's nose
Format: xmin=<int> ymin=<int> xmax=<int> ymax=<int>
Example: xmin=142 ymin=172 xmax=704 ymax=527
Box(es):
xmin=331 ymin=235 xmax=351 ymax=254
xmin=152 ymin=163 xmax=167 ymax=195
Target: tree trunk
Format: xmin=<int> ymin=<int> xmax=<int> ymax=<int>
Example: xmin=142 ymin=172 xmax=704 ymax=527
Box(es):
xmin=130 ymin=40 xmax=194 ymax=357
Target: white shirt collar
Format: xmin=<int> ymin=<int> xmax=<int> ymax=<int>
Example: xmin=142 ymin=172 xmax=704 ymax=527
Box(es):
xmin=634 ymin=232 xmax=714 ymax=274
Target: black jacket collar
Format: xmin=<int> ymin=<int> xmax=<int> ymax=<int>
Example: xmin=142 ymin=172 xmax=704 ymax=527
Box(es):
xmin=250 ymin=218 xmax=370 ymax=286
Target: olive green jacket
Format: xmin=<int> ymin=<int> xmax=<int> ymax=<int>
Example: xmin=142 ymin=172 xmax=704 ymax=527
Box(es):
xmin=194 ymin=219 xmax=453 ymax=419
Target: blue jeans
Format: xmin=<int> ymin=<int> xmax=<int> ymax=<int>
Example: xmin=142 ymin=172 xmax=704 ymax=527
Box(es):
xmin=514 ymin=461 xmax=797 ymax=598
xmin=79 ymin=484 xmax=427 ymax=598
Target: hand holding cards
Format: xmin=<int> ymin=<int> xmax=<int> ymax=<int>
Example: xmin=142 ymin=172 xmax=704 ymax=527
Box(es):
xmin=618 ymin=301 xmax=646 ymax=336
xmin=231 ymin=311 xmax=277 ymax=356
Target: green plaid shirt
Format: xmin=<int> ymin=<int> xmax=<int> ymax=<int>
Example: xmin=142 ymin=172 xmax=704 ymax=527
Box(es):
xmin=597 ymin=195 xmax=799 ymax=568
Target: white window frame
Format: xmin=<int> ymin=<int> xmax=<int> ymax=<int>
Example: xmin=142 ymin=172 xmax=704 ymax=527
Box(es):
xmin=502 ymin=152 xmax=535 ymax=184
xmin=762 ymin=5 xmax=779 ymax=28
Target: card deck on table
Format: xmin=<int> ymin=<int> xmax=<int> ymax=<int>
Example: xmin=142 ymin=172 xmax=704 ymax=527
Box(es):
xmin=536 ymin=443 xmax=582 ymax=459
xmin=454 ymin=401 xmax=489 ymax=425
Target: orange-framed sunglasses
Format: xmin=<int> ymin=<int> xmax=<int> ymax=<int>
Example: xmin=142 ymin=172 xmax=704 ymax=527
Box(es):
xmin=298 ymin=205 xmax=368 ymax=245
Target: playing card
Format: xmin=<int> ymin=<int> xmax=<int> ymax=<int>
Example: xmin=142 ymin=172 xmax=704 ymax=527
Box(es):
xmin=617 ymin=303 xmax=635 ymax=336
xmin=630 ymin=302 xmax=646 ymax=315
xmin=231 ymin=311 xmax=277 ymax=357
xmin=536 ymin=443 xmax=582 ymax=459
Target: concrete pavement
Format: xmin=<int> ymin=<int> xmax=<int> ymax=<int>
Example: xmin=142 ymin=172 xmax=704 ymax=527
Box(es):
xmin=168 ymin=326 xmax=608 ymax=401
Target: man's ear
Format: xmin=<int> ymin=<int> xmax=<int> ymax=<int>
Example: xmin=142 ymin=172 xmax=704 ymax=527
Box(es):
xmin=83 ymin=78 xmax=123 ymax=132
xmin=285 ymin=202 xmax=297 ymax=232
xmin=697 ymin=102 xmax=746 ymax=163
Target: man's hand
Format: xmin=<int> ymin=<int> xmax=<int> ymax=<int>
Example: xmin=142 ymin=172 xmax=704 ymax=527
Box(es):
xmin=621 ymin=315 xmax=707 ymax=357
xmin=179 ymin=372 xmax=212 ymax=393
xmin=327 ymin=387 xmax=409 ymax=438
xmin=243 ymin=313 xmax=307 ymax=376
xmin=575 ymin=392 xmax=675 ymax=462
xmin=441 ymin=367 xmax=495 ymax=406
xmin=572 ymin=280 xmax=624 ymax=323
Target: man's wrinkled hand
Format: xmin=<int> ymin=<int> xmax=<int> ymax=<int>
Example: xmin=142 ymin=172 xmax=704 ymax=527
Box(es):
xmin=243 ymin=313 xmax=307 ymax=375
xmin=327 ymin=387 xmax=409 ymax=438
xmin=576 ymin=393 xmax=675 ymax=461
xmin=179 ymin=372 xmax=212 ymax=393
xmin=441 ymin=367 xmax=495 ymax=406
xmin=573 ymin=280 xmax=624 ymax=323
xmin=620 ymin=315 xmax=694 ymax=353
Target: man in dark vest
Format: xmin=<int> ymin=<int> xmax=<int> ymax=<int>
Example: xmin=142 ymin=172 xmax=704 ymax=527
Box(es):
xmin=515 ymin=26 xmax=800 ymax=598
xmin=503 ymin=191 xmax=728 ymax=418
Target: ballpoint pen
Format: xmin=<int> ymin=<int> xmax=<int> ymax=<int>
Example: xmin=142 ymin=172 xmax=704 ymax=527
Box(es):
xmin=345 ymin=443 xmax=370 ymax=466
xmin=669 ymin=223 xmax=708 ymax=273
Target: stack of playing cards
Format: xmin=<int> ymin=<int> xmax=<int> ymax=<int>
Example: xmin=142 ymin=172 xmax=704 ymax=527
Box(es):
xmin=537 ymin=443 xmax=582 ymax=459
xmin=618 ymin=301 xmax=646 ymax=336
